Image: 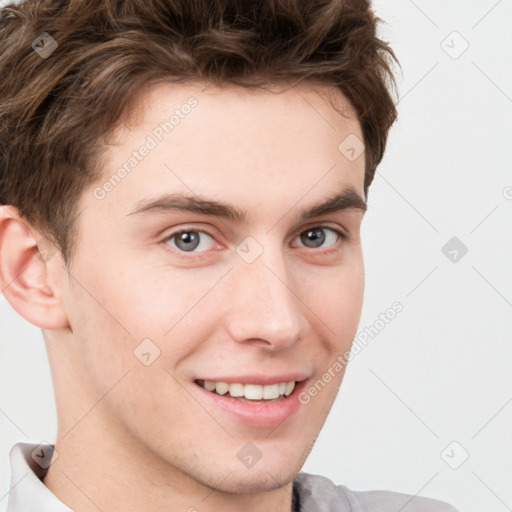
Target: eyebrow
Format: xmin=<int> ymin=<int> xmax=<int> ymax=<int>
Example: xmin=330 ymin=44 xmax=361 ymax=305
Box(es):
xmin=127 ymin=187 xmax=367 ymax=223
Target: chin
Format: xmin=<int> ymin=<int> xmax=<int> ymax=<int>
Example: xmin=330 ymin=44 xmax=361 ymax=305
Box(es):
xmin=211 ymin=441 xmax=310 ymax=494
xmin=216 ymin=469 xmax=295 ymax=494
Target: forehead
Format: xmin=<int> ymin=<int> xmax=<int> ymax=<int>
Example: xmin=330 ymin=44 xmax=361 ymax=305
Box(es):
xmin=119 ymin=80 xmax=358 ymax=135
xmin=89 ymin=81 xmax=365 ymax=222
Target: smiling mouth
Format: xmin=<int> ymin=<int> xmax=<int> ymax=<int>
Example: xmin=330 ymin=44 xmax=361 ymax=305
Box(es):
xmin=194 ymin=379 xmax=297 ymax=402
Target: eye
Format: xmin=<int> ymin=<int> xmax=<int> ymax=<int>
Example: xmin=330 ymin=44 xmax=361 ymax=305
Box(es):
xmin=294 ymin=225 xmax=345 ymax=250
xmin=161 ymin=225 xmax=347 ymax=257
xmin=164 ymin=229 xmax=216 ymax=253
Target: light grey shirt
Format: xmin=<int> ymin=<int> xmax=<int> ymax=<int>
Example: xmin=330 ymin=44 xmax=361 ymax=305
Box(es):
xmin=6 ymin=442 xmax=460 ymax=511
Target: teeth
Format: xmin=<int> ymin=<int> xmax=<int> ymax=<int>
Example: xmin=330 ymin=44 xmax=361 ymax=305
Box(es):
xmin=204 ymin=381 xmax=216 ymax=392
xmin=200 ymin=380 xmax=296 ymax=400
xmin=263 ymin=383 xmax=279 ymax=399
xmin=215 ymin=382 xmax=229 ymax=395
xmin=229 ymin=383 xmax=244 ymax=397
xmin=284 ymin=381 xmax=295 ymax=396
xmin=244 ymin=384 xmax=263 ymax=400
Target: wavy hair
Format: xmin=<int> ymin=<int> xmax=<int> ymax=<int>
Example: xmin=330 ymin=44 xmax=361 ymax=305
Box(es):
xmin=0 ymin=0 xmax=398 ymax=263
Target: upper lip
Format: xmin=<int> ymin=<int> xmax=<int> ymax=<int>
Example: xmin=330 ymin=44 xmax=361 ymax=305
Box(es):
xmin=195 ymin=373 xmax=310 ymax=386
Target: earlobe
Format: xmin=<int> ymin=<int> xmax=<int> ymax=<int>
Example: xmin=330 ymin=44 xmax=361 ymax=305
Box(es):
xmin=0 ymin=205 xmax=69 ymax=330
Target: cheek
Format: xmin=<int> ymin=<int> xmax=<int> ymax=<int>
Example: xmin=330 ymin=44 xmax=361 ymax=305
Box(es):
xmin=303 ymin=257 xmax=364 ymax=339
xmin=63 ymin=266 xmax=201 ymax=428
xmin=66 ymin=260 xmax=226 ymax=375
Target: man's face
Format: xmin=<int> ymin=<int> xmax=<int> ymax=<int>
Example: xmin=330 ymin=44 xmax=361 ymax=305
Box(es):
xmin=52 ymin=82 xmax=366 ymax=493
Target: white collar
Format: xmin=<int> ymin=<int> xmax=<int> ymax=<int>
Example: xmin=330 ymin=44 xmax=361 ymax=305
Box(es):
xmin=5 ymin=442 xmax=72 ymax=512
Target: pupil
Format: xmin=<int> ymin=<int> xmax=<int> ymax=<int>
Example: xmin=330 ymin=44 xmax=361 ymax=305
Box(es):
xmin=177 ymin=231 xmax=199 ymax=251
xmin=302 ymin=228 xmax=325 ymax=248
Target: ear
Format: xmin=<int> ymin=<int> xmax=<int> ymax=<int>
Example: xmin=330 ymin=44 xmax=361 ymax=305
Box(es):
xmin=0 ymin=205 xmax=69 ymax=329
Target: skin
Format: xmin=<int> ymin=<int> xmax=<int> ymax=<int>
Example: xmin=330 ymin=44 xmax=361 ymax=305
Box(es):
xmin=0 ymin=81 xmax=366 ymax=512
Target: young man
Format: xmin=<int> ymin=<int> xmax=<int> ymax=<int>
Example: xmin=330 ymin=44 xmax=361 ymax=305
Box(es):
xmin=0 ymin=1 xmax=459 ymax=511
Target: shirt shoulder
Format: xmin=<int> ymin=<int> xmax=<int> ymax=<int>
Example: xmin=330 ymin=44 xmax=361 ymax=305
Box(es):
xmin=293 ymin=472 xmax=460 ymax=512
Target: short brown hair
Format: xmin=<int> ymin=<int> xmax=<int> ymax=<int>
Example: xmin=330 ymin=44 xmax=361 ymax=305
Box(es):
xmin=0 ymin=0 xmax=398 ymax=265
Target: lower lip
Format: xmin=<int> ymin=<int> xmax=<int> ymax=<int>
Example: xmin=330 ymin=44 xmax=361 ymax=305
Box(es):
xmin=193 ymin=380 xmax=307 ymax=428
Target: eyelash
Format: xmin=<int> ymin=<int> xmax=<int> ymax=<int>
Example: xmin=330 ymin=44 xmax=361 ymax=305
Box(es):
xmin=161 ymin=224 xmax=349 ymax=258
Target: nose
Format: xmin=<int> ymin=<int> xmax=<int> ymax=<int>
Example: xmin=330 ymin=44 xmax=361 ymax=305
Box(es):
xmin=223 ymin=244 xmax=304 ymax=351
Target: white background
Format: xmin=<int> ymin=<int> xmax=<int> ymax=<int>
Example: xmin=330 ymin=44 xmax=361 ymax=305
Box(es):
xmin=1 ymin=1 xmax=511 ymax=511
